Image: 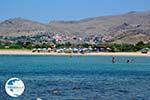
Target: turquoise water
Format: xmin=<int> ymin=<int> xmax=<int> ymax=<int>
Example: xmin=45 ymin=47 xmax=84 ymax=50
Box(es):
xmin=0 ymin=55 xmax=150 ymax=100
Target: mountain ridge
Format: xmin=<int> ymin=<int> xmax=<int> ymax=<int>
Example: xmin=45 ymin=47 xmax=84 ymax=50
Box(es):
xmin=0 ymin=11 xmax=150 ymax=44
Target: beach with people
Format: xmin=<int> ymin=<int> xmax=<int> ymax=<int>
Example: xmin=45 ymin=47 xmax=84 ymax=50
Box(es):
xmin=0 ymin=49 xmax=149 ymax=56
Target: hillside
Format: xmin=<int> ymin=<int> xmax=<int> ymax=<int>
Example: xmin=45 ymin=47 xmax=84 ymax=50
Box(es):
xmin=0 ymin=17 xmax=48 ymax=36
xmin=0 ymin=11 xmax=150 ymax=44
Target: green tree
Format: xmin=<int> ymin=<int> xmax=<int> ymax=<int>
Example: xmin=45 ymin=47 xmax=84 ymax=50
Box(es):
xmin=24 ymin=42 xmax=32 ymax=49
xmin=64 ymin=42 xmax=72 ymax=48
xmin=41 ymin=43 xmax=48 ymax=48
xmin=135 ymin=41 xmax=145 ymax=51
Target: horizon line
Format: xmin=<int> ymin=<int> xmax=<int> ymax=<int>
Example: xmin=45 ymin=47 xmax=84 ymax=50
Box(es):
xmin=0 ymin=10 xmax=149 ymax=24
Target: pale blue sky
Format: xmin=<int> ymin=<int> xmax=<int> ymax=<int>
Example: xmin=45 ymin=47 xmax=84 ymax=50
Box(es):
xmin=0 ymin=0 xmax=150 ymax=23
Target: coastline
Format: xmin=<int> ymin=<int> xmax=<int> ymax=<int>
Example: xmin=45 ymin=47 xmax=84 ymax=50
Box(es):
xmin=0 ymin=49 xmax=149 ymax=56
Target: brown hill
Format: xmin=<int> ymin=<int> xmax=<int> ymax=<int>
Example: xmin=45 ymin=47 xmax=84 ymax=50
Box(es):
xmin=49 ymin=11 xmax=150 ymax=35
xmin=48 ymin=11 xmax=150 ymax=43
xmin=0 ymin=11 xmax=150 ymax=44
xmin=0 ymin=17 xmax=48 ymax=36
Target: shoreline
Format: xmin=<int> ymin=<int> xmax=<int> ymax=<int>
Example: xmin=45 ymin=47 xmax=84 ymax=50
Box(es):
xmin=0 ymin=49 xmax=150 ymax=56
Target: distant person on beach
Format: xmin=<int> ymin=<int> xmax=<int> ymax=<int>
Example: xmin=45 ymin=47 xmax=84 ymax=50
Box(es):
xmin=112 ymin=57 xmax=115 ymax=63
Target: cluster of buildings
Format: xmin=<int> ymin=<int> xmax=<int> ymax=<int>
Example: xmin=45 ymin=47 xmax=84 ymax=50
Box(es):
xmin=32 ymin=47 xmax=91 ymax=54
xmin=32 ymin=46 xmax=112 ymax=54
xmin=0 ymin=31 xmax=112 ymax=45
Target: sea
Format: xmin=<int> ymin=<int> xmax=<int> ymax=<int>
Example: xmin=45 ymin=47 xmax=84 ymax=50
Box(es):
xmin=0 ymin=55 xmax=150 ymax=100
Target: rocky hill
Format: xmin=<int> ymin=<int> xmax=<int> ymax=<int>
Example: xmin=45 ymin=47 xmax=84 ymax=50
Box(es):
xmin=0 ymin=11 xmax=150 ymax=44
xmin=0 ymin=17 xmax=48 ymax=36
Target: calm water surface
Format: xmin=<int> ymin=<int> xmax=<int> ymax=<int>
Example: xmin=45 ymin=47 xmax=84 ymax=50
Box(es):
xmin=0 ymin=55 xmax=150 ymax=100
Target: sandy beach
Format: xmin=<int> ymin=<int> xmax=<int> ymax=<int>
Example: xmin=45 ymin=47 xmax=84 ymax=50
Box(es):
xmin=0 ymin=49 xmax=149 ymax=56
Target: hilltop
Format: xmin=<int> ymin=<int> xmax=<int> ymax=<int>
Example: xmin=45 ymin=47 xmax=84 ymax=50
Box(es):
xmin=0 ymin=17 xmax=48 ymax=36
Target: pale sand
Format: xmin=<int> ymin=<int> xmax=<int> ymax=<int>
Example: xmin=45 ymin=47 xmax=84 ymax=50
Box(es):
xmin=0 ymin=49 xmax=149 ymax=56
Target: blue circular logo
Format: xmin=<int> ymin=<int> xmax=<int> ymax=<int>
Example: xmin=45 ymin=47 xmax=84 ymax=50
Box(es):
xmin=5 ymin=77 xmax=25 ymax=97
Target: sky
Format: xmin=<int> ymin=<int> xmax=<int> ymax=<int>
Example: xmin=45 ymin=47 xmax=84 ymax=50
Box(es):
xmin=0 ymin=0 xmax=150 ymax=23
